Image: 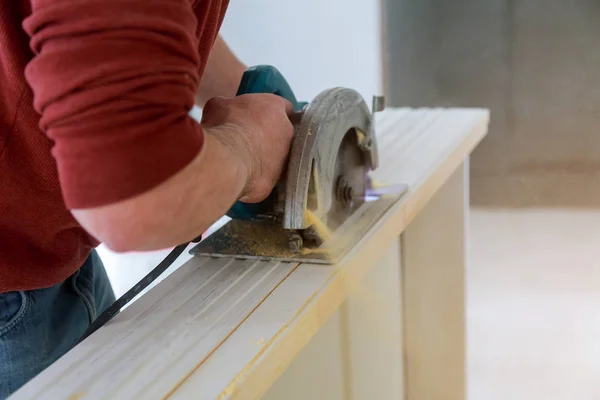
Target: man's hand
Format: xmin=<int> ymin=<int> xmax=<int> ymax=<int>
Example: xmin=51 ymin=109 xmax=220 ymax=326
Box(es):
xmin=201 ymin=94 xmax=294 ymax=203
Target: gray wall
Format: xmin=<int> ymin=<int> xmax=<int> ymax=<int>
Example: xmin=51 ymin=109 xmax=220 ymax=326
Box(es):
xmin=384 ymin=0 xmax=600 ymax=207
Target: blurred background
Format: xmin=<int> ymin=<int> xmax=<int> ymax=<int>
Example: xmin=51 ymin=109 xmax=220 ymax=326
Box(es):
xmin=386 ymin=0 xmax=600 ymax=207
xmin=99 ymin=1 xmax=600 ymax=399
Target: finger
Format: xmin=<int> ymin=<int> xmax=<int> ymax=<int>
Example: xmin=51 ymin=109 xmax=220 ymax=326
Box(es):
xmin=280 ymin=98 xmax=294 ymax=115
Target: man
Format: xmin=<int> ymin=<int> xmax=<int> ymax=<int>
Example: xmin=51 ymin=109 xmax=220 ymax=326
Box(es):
xmin=0 ymin=1 xmax=293 ymax=396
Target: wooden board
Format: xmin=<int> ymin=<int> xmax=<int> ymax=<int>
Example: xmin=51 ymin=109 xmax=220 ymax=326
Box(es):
xmin=12 ymin=108 xmax=489 ymax=400
xmin=257 ymin=240 xmax=405 ymax=400
xmin=402 ymin=161 xmax=468 ymax=400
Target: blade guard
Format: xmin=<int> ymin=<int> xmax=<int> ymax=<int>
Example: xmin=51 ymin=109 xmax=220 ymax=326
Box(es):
xmin=283 ymin=88 xmax=378 ymax=230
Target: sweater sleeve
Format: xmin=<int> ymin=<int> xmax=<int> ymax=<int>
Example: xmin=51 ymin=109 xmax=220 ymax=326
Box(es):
xmin=23 ymin=0 xmax=206 ymax=209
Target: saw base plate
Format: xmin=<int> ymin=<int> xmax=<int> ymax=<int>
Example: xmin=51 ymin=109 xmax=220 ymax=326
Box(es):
xmin=190 ymin=184 xmax=409 ymax=264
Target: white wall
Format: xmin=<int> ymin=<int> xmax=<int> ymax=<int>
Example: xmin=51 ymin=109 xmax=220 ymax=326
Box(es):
xmin=101 ymin=1 xmax=384 ymax=297
xmin=220 ymin=0 xmax=383 ymax=102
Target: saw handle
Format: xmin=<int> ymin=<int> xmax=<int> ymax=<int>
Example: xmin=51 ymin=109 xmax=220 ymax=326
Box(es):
xmin=236 ymin=65 xmax=306 ymax=112
xmin=228 ymin=65 xmax=303 ymax=221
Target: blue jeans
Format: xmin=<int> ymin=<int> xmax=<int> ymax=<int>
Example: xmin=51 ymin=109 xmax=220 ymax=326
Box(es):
xmin=0 ymin=250 xmax=115 ymax=398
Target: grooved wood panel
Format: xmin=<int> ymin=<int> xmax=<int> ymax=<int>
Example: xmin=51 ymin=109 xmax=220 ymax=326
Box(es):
xmin=12 ymin=108 xmax=489 ymax=400
xmin=13 ymin=259 xmax=297 ymax=400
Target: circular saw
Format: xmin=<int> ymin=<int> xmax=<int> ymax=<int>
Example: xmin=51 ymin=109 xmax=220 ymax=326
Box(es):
xmin=191 ymin=71 xmax=407 ymax=264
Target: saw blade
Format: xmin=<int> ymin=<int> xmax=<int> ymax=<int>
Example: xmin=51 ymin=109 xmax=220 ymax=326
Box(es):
xmin=322 ymin=129 xmax=368 ymax=231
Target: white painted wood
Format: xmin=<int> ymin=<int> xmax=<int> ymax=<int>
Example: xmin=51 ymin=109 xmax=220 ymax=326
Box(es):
xmin=402 ymin=160 xmax=469 ymax=400
xmin=258 ymin=241 xmax=404 ymax=400
xmin=12 ymin=108 xmax=488 ymax=400
xmin=260 ymin=309 xmax=349 ymax=400
xmin=343 ymin=240 xmax=405 ymax=400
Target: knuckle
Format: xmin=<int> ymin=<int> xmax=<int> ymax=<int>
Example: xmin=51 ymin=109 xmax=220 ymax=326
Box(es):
xmin=203 ymin=96 xmax=225 ymax=112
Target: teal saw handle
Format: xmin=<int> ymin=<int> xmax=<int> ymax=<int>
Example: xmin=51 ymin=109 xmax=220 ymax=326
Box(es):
xmin=227 ymin=65 xmax=304 ymax=221
xmin=236 ymin=65 xmax=305 ymax=112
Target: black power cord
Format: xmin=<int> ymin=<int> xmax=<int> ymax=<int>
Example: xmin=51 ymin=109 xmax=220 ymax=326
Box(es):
xmin=78 ymin=236 xmax=201 ymax=344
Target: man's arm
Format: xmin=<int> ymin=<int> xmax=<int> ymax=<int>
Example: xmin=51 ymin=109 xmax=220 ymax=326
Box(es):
xmin=73 ymin=132 xmax=245 ymax=252
xmin=72 ymin=95 xmax=293 ymax=252
xmin=195 ymin=36 xmax=247 ymax=107
xmin=25 ymin=1 xmax=292 ymax=252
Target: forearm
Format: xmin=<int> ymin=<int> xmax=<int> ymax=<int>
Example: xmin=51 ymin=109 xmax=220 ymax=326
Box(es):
xmin=72 ymin=132 xmax=247 ymax=252
xmin=24 ymin=3 xmax=274 ymax=252
xmin=195 ymin=36 xmax=246 ymax=107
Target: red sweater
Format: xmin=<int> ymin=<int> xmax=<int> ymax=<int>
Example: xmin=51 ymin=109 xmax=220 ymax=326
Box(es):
xmin=0 ymin=0 xmax=228 ymax=292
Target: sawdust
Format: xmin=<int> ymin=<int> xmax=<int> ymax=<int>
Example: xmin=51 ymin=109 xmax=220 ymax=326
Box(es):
xmin=301 ymin=247 xmax=330 ymax=255
xmin=356 ymin=129 xmax=366 ymax=142
xmin=368 ymin=179 xmax=386 ymax=189
xmin=206 ymin=220 xmax=297 ymax=259
xmin=302 ymin=209 xmax=335 ymax=258
xmin=304 ymin=210 xmax=332 ymax=241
